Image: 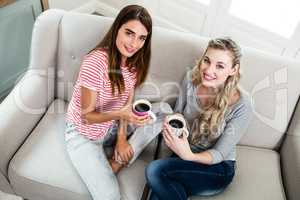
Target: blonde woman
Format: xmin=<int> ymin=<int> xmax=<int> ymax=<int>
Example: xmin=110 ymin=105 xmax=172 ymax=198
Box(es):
xmin=146 ymin=38 xmax=253 ymax=200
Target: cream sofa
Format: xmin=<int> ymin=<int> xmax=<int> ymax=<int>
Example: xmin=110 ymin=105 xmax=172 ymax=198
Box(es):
xmin=0 ymin=9 xmax=300 ymax=200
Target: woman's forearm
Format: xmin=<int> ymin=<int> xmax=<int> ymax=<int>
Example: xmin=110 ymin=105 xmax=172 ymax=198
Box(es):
xmin=83 ymin=110 xmax=123 ymax=124
xmin=83 ymin=110 xmax=129 ymax=142
xmin=117 ymin=119 xmax=128 ymax=141
xmin=190 ymin=151 xmax=213 ymax=165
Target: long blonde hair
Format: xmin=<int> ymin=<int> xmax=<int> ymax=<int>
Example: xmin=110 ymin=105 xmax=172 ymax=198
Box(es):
xmin=191 ymin=37 xmax=242 ymax=145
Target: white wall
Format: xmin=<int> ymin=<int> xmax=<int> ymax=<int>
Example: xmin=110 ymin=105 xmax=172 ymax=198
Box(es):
xmin=48 ymin=0 xmax=88 ymax=10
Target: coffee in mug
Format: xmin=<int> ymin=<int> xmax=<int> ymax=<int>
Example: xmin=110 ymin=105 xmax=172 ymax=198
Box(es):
xmin=134 ymin=103 xmax=150 ymax=113
xmin=166 ymin=114 xmax=189 ymax=137
xmin=169 ymin=119 xmax=184 ymax=129
xmin=132 ymin=99 xmax=157 ymax=122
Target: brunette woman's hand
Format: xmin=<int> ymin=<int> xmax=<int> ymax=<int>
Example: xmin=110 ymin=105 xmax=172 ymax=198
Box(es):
xmin=162 ymin=120 xmax=195 ymax=161
xmin=120 ymin=108 xmax=150 ymax=126
xmin=119 ymin=89 xmax=150 ymax=126
xmin=115 ymin=139 xmax=134 ymax=164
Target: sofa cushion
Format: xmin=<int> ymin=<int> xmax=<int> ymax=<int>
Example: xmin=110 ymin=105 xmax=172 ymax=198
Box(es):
xmin=0 ymin=172 xmax=14 ymax=194
xmin=0 ymin=190 xmax=22 ymax=200
xmin=237 ymin=50 xmax=300 ymax=149
xmin=189 ymin=146 xmax=285 ymax=200
xmin=280 ymin=103 xmax=300 ymax=200
xmin=8 ymin=99 xmax=155 ymax=200
xmin=56 ymin=13 xmax=112 ymax=103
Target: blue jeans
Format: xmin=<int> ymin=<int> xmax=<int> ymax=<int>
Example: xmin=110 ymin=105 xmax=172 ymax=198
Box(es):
xmin=145 ymin=157 xmax=235 ymax=200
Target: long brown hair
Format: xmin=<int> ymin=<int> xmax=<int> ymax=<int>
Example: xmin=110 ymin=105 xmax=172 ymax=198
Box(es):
xmin=94 ymin=5 xmax=152 ymax=95
xmin=191 ymin=37 xmax=242 ymax=145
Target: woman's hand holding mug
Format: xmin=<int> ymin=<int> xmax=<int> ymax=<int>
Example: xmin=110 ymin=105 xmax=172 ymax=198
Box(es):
xmin=163 ymin=114 xmax=194 ymax=160
xmin=119 ymin=90 xmax=151 ymax=126
xmin=132 ymin=99 xmax=157 ymax=123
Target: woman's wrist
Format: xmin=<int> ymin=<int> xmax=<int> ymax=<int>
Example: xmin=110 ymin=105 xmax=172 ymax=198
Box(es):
xmin=110 ymin=110 xmax=124 ymax=121
xmin=187 ymin=152 xmax=197 ymax=162
xmin=117 ymin=118 xmax=128 ymax=139
xmin=189 ymin=151 xmax=213 ymax=164
xmin=117 ymin=109 xmax=126 ymax=120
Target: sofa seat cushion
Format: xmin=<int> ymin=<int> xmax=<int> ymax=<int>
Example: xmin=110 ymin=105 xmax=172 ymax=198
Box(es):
xmin=190 ymin=146 xmax=286 ymax=200
xmin=8 ymin=99 xmax=155 ymax=200
xmin=0 ymin=172 xmax=14 ymax=194
xmin=0 ymin=190 xmax=23 ymax=200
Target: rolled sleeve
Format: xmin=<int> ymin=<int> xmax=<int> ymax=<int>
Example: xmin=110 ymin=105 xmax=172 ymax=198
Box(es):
xmin=207 ymin=149 xmax=224 ymax=164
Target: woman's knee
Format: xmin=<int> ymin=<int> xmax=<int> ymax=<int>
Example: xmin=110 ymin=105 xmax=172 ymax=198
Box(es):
xmin=159 ymin=102 xmax=173 ymax=114
xmin=146 ymin=161 xmax=159 ymax=182
xmin=146 ymin=159 xmax=168 ymax=184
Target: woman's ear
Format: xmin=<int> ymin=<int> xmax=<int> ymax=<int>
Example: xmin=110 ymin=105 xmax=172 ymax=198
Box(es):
xmin=229 ymin=64 xmax=239 ymax=76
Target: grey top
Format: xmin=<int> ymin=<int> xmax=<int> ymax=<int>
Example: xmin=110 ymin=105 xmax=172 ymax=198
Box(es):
xmin=174 ymin=71 xmax=253 ymax=164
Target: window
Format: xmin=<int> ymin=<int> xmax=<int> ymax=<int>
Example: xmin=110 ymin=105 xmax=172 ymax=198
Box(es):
xmin=229 ymin=0 xmax=300 ymax=38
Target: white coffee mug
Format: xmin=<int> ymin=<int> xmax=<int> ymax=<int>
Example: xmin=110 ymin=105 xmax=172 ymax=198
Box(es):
xmin=166 ymin=114 xmax=189 ymax=137
xmin=132 ymin=99 xmax=157 ymax=122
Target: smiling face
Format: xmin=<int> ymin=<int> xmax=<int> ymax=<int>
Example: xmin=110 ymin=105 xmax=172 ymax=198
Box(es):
xmin=116 ymin=19 xmax=148 ymax=62
xmin=199 ymin=48 xmax=238 ymax=88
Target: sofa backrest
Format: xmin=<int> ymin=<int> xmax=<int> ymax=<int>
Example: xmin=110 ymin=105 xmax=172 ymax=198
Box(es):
xmin=239 ymin=48 xmax=300 ymax=149
xmin=55 ymin=11 xmax=300 ymax=150
xmin=56 ymin=12 xmax=205 ymax=103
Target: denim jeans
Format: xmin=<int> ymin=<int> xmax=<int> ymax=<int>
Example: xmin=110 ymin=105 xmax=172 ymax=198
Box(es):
xmin=64 ymin=102 xmax=172 ymax=200
xmin=145 ymin=157 xmax=235 ymax=200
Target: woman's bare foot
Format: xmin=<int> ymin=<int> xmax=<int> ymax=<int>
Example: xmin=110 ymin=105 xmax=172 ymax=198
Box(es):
xmin=109 ymin=159 xmax=124 ymax=174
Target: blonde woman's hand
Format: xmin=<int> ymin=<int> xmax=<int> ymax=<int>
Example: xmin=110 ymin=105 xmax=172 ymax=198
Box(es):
xmin=162 ymin=121 xmax=194 ymax=161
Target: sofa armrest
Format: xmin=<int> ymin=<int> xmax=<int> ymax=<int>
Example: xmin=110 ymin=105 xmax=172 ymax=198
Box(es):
xmin=281 ymin=100 xmax=300 ymax=200
xmin=0 ymin=70 xmax=54 ymax=176
xmin=0 ymin=9 xmax=65 ymax=177
xmin=0 ymin=171 xmax=23 ymax=199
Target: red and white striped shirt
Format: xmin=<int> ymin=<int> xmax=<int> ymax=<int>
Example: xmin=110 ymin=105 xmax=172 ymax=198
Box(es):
xmin=66 ymin=49 xmax=137 ymax=140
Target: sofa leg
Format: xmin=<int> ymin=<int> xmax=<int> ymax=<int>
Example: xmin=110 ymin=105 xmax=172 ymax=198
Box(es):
xmin=141 ymin=184 xmax=150 ymax=200
xmin=153 ymin=133 xmax=163 ymax=160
